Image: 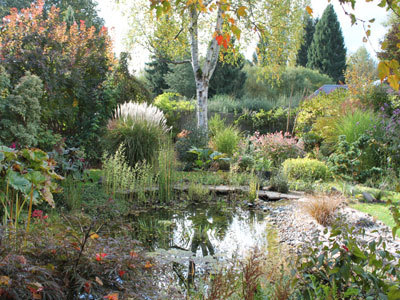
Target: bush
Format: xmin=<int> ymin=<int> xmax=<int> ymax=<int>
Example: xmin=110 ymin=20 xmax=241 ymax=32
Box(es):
xmin=0 ymin=69 xmax=43 ymax=148
xmin=105 ymin=102 xmax=169 ymax=167
xmin=235 ymin=107 xmax=296 ymax=134
xmin=154 ymin=92 xmax=194 ymax=133
xmin=175 ymin=123 xmax=208 ymax=167
xmin=210 ymin=126 xmax=241 ymax=157
xmin=208 ymin=94 xmax=275 ymax=113
xmin=335 ymin=109 xmax=379 ymax=145
xmin=249 ymin=131 xmax=303 ymax=167
xmin=283 ymin=158 xmax=330 ymax=182
xmin=294 ymin=224 xmax=400 ymax=299
xmin=243 ymin=65 xmax=333 ymax=99
xmin=269 ymin=170 xmax=289 ymax=193
xmin=295 ymin=89 xmax=349 ymax=137
xmin=328 ymin=135 xmax=382 ymax=183
xmin=303 ymin=194 xmax=343 ymax=226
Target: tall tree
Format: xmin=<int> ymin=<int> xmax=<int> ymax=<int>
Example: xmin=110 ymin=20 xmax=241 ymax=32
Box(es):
xmin=296 ymin=16 xmax=317 ymax=67
xmin=125 ymin=0 xmax=307 ymax=130
xmin=0 ymin=0 xmax=104 ymax=29
xmin=307 ymin=4 xmax=346 ymax=83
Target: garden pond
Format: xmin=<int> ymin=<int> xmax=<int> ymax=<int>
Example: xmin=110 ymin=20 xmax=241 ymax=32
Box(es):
xmin=128 ymin=201 xmax=279 ymax=291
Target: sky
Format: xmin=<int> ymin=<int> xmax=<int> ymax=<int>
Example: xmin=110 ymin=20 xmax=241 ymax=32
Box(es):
xmin=97 ymin=0 xmax=390 ymax=72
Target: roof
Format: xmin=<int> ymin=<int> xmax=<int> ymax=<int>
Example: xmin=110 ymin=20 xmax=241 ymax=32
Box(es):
xmin=312 ymin=84 xmax=348 ymax=97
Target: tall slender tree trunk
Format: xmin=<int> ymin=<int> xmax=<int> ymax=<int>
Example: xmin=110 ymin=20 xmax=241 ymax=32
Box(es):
xmin=195 ymin=79 xmax=209 ymax=131
xmin=189 ymin=4 xmax=222 ymax=131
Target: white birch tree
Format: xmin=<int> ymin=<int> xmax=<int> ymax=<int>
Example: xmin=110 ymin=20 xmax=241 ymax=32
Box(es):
xmin=123 ymin=0 xmax=307 ymax=131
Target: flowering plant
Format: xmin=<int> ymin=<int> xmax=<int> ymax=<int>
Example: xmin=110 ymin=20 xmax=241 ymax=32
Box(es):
xmin=249 ymin=131 xmax=303 ymax=166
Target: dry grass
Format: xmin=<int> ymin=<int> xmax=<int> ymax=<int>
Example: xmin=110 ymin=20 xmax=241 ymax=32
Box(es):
xmin=303 ymin=194 xmax=344 ymax=226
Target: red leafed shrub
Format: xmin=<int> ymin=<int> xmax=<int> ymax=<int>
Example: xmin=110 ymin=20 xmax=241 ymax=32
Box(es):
xmin=249 ymin=131 xmax=304 ymax=166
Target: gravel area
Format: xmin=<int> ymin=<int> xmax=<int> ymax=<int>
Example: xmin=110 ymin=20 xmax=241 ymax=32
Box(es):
xmin=256 ymin=196 xmax=400 ymax=256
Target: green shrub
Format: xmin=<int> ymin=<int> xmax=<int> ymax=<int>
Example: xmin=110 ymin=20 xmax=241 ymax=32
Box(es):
xmin=175 ymin=122 xmax=208 ymax=167
xmin=154 ymin=92 xmax=194 ymax=133
xmin=269 ymin=170 xmax=289 ymax=193
xmin=282 ymin=158 xmax=330 ymax=182
xmin=295 ymin=89 xmax=349 ymax=137
xmin=328 ymin=135 xmax=382 ymax=183
xmin=235 ymin=107 xmax=296 ymax=134
xmin=210 ymin=126 xmax=241 ymax=156
xmin=105 ymin=101 xmax=169 ymax=167
xmin=0 ymin=69 xmax=43 ymax=148
xmin=335 ymin=109 xmax=379 ymax=144
xmin=243 ymin=65 xmax=333 ymax=99
xmin=294 ymin=224 xmax=400 ymax=299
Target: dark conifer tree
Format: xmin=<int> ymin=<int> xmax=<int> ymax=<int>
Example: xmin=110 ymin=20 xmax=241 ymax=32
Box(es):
xmin=307 ymin=4 xmax=346 ymax=83
xmin=297 ymin=16 xmax=317 ymax=67
xmin=144 ymin=56 xmax=171 ymax=97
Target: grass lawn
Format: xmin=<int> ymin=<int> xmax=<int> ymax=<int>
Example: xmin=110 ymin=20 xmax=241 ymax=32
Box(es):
xmin=350 ymin=201 xmax=400 ymax=238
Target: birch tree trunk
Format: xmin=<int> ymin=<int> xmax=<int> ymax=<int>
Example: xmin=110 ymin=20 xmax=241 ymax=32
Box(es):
xmin=189 ymin=4 xmax=223 ymax=131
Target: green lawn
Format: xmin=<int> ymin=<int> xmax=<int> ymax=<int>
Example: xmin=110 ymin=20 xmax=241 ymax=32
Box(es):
xmin=350 ymin=203 xmax=397 ymax=232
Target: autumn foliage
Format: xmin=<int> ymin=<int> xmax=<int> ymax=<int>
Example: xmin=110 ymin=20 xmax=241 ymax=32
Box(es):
xmin=0 ymin=0 xmax=115 ymax=159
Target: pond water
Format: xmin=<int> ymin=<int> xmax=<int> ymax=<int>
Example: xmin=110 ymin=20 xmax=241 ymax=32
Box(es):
xmin=130 ymin=201 xmax=277 ymax=266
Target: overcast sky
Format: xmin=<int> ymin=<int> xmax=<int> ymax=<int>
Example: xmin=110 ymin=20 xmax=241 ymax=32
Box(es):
xmin=97 ymin=0 xmax=389 ymax=72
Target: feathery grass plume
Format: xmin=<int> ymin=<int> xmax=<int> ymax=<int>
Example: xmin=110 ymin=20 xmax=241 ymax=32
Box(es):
xmin=303 ymin=194 xmax=343 ymax=226
xmin=106 ymin=101 xmax=170 ymax=167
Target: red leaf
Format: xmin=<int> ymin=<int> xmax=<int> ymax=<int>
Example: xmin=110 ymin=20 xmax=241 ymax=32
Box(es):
xmin=84 ymin=282 xmax=91 ymax=293
xmin=118 ymin=270 xmax=126 ymax=277
xmin=216 ymin=35 xmax=223 ymax=46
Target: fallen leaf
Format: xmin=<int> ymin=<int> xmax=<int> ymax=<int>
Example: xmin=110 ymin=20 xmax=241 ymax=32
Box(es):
xmin=0 ymin=276 xmax=10 ymax=286
xmin=95 ymin=276 xmax=103 ymax=286
xmin=104 ymin=293 xmax=118 ymax=300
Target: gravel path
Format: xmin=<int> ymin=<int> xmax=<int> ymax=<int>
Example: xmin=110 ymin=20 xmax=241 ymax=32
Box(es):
xmin=257 ymin=196 xmax=400 ymax=256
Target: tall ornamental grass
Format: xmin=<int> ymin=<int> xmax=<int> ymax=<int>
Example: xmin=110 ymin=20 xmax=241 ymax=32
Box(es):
xmin=105 ymin=102 xmax=170 ymax=167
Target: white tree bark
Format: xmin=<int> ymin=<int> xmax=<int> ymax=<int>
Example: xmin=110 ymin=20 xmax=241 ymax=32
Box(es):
xmin=189 ymin=4 xmax=223 ymax=131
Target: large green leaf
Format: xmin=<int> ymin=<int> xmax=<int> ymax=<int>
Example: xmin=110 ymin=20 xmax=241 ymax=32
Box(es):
xmin=25 ymin=171 xmax=46 ymax=185
xmin=7 ymin=170 xmax=31 ymax=194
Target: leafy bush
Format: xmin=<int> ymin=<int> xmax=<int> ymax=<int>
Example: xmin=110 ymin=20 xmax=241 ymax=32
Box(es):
xmin=249 ymin=131 xmax=303 ymax=167
xmin=0 ymin=69 xmax=43 ymax=148
xmin=154 ymin=92 xmax=194 ymax=133
xmin=295 ymin=89 xmax=349 ymax=137
xmin=282 ymin=158 xmax=330 ymax=182
xmin=105 ymin=102 xmax=169 ymax=167
xmin=293 ymin=225 xmax=400 ymax=299
xmin=235 ymin=107 xmax=296 ymax=134
xmin=328 ymin=135 xmax=382 ymax=183
xmin=175 ymin=123 xmax=208 ymax=167
xmin=49 ymin=142 xmax=86 ymax=180
xmin=269 ymin=170 xmax=289 ymax=193
xmin=0 ymin=146 xmax=62 ymax=227
xmin=243 ymin=65 xmax=332 ymax=99
xmin=0 ymin=4 xmax=115 ymax=162
xmin=303 ymin=194 xmax=343 ymax=226
xmin=208 ymin=94 xmax=275 ymax=113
